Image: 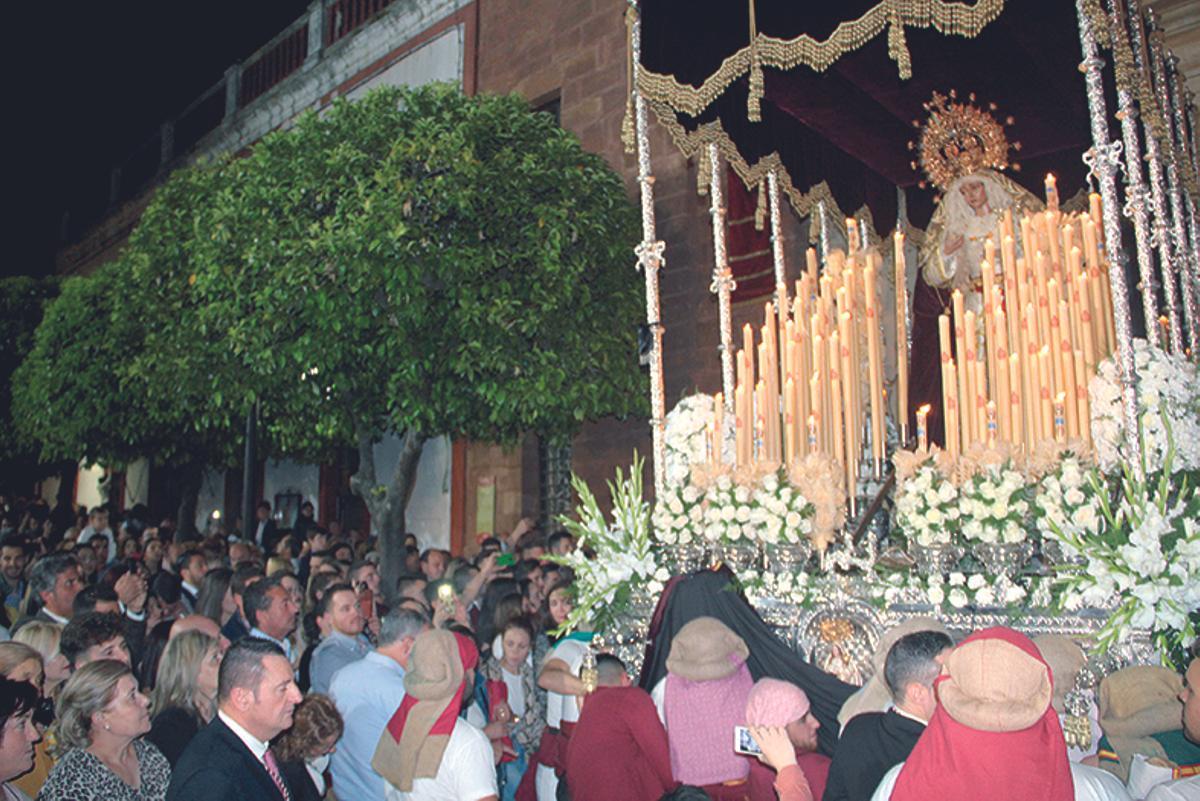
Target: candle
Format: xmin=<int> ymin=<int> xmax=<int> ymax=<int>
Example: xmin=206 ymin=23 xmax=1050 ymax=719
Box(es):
xmin=829 ymin=332 xmax=846 ymax=475
xmin=1009 ymin=353 xmax=1024 ymax=450
xmin=996 ymin=338 xmax=1012 ymax=442
xmin=1074 ymin=350 xmax=1091 ymax=445
xmin=735 ymin=383 xmax=747 ymax=465
xmin=1037 ymin=346 xmax=1053 ymax=443
xmin=1060 ymin=339 xmax=1079 ymax=439
xmin=1054 ymin=392 xmax=1067 ymax=443
xmin=964 ymin=308 xmax=979 ymax=445
xmin=807 ymin=413 xmax=819 ymax=451
xmin=1045 ymin=173 xmax=1059 ymax=213
xmin=1078 ymin=271 xmax=1097 ymax=376
xmin=1159 ymin=316 xmax=1171 ymax=351
xmin=986 ymin=401 xmax=998 ymax=447
xmin=809 ymin=372 xmax=822 ymax=454
xmin=714 ymin=393 xmax=725 ymax=464
xmin=939 ymin=314 xmax=959 ymax=458
xmin=952 ymin=290 xmax=972 ymax=445
xmin=784 ymin=376 xmax=796 ymax=465
xmin=974 ymin=360 xmax=988 ymax=446
xmin=945 ymin=356 xmax=961 ymax=460
xmin=916 ymin=404 xmax=931 ymax=451
xmin=1047 ymin=279 xmax=1065 ymax=397
xmin=1089 ymin=192 xmax=1102 ymax=229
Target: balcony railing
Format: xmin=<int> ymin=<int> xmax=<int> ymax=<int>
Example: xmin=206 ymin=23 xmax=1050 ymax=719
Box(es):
xmin=61 ymin=0 xmax=412 ymax=248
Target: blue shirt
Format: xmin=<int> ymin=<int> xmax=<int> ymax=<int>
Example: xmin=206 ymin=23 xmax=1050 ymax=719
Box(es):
xmin=329 ymin=650 xmax=407 ymax=801
xmin=310 ymin=630 xmax=371 ymax=695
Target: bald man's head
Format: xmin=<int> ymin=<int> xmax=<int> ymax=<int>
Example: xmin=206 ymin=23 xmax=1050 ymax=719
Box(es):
xmin=171 ymin=614 xmax=231 ymax=651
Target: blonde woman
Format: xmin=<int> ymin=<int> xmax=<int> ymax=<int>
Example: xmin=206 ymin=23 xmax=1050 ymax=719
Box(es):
xmin=12 ymin=624 xmax=68 ymax=700
xmin=145 ymin=631 xmax=219 ymax=767
xmin=38 ymin=660 xmax=169 ymax=801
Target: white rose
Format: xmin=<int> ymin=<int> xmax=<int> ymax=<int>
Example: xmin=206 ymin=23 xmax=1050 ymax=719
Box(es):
xmin=735 ymin=486 xmax=751 ymax=504
xmin=720 ymin=506 xmax=735 ymax=522
xmin=735 ymin=506 xmax=750 ymax=523
xmin=938 ymin=482 xmax=956 ymax=503
xmin=948 ymin=588 xmax=969 ymax=608
xmin=967 ymin=573 xmax=987 ymax=590
xmin=785 ymin=511 xmax=801 ymax=529
xmin=949 ymin=572 xmax=966 ymax=586
xmin=927 ymin=585 xmax=945 ymax=605
xmin=682 ymin=486 xmax=700 ymax=504
xmin=975 ymin=586 xmax=996 ymax=606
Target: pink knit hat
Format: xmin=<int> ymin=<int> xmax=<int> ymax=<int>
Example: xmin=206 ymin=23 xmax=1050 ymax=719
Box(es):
xmin=744 ymin=678 xmax=811 ymax=727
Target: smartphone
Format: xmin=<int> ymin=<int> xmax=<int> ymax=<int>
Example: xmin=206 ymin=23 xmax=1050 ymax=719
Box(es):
xmin=358 ymin=588 xmax=374 ymax=619
xmin=496 ymin=552 xmax=516 ymax=567
xmin=437 ymin=582 xmax=456 ymax=604
xmin=733 ymin=725 xmax=762 ymax=756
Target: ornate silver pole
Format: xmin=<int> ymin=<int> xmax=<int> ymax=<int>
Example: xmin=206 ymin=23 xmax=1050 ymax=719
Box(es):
xmin=1124 ymin=0 xmax=1183 ymax=354
xmin=1106 ymin=0 xmax=1164 ymax=350
xmin=631 ymin=5 xmax=667 ymax=497
xmin=1165 ymin=54 xmax=1200 ymax=355
xmin=817 ymin=199 xmax=831 ymax=261
xmin=1076 ymin=0 xmax=1142 ymax=471
xmin=707 ymin=143 xmax=737 ymax=417
xmin=767 ymin=169 xmax=789 ymax=331
xmin=1146 ymin=13 xmax=1198 ymax=355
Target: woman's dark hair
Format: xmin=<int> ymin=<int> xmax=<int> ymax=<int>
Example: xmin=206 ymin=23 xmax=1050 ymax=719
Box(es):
xmin=0 ymin=676 xmax=38 ymax=730
xmin=475 ymin=578 xmax=519 ymax=651
xmin=195 ymin=567 xmax=233 ymax=624
xmin=500 ymin=614 xmax=535 ymax=644
xmin=540 ymin=579 xmax=574 ymax=639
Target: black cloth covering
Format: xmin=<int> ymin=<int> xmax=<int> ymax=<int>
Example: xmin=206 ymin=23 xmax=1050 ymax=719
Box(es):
xmin=638 ymin=567 xmax=856 ymax=756
xmin=822 ymin=709 xmax=925 ymax=801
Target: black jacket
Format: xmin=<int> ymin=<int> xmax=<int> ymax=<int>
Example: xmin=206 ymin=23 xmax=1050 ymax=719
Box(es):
xmin=822 ymin=709 xmax=926 ymax=801
xmin=279 ymin=759 xmax=324 ymax=801
xmin=167 ymin=717 xmax=292 ymax=801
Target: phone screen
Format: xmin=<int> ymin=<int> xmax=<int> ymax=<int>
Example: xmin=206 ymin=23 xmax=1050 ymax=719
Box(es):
xmin=358 ymin=588 xmax=373 ymax=619
xmin=496 ymin=552 xmax=516 ymax=567
xmin=733 ymin=726 xmax=762 ymax=756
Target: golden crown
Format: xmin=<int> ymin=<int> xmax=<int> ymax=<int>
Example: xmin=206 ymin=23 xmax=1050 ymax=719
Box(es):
xmin=908 ymin=90 xmax=1021 ymax=193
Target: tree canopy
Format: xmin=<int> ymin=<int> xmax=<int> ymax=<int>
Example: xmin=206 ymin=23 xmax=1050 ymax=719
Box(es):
xmin=14 ymin=84 xmax=646 ymax=573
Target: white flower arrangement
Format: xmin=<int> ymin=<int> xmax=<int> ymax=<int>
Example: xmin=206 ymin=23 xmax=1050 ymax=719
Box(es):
xmin=876 ymin=567 xmax=1041 ymax=612
xmin=1090 ymin=339 xmax=1200 ymax=476
xmin=650 ymin=479 xmax=704 ymax=547
xmin=550 ymin=454 xmax=663 ymax=636
xmin=663 ymin=394 xmax=716 ymax=488
xmin=893 ymin=461 xmax=960 ymax=548
xmin=1050 ymin=419 xmax=1200 ymax=660
xmin=748 ymin=469 xmax=815 ymax=545
xmin=958 ymin=463 xmax=1030 ymax=545
xmin=1034 ymin=453 xmax=1106 ymax=555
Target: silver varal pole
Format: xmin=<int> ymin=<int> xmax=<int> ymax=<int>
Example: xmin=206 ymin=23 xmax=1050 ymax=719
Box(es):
xmin=1165 ymin=53 xmax=1200 ymax=356
xmin=1147 ymin=12 xmax=1199 ymax=354
xmin=1105 ymin=0 xmax=1166 ymax=350
xmin=706 ymin=143 xmax=737 ymax=430
xmin=1076 ymin=0 xmax=1142 ymax=471
xmin=767 ymin=169 xmax=790 ymax=344
xmin=1125 ymin=0 xmax=1184 ymax=354
xmin=631 ymin=7 xmax=667 ymax=498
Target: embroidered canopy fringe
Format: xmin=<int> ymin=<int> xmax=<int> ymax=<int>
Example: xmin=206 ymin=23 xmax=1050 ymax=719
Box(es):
xmin=636 ymin=0 xmax=1005 ymax=119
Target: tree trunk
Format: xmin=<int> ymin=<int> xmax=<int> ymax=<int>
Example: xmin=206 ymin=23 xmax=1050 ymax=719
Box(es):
xmin=350 ymin=429 xmax=427 ymax=606
xmin=174 ymin=461 xmax=203 ymax=542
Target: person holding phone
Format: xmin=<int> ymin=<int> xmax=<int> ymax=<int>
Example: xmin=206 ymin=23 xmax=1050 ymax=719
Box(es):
xmin=744 ymin=679 xmax=825 ymax=801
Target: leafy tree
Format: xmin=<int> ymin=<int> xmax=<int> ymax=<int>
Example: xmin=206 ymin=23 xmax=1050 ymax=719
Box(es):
xmin=188 ymin=85 xmax=646 ymax=590
xmin=0 ymin=276 xmax=62 ymax=496
xmin=13 ymin=165 xmax=245 ymax=535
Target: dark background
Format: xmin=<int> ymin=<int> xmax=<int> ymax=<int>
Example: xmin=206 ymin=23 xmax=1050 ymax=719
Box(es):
xmin=3 ymin=1 xmax=309 ymax=278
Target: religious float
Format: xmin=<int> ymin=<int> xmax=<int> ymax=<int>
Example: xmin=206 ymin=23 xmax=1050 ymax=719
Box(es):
xmin=551 ymin=0 xmax=1200 ymax=724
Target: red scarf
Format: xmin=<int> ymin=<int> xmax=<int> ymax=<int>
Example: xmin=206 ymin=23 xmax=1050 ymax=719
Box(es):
xmin=891 ymin=627 xmax=1074 ymax=801
xmin=385 ymin=632 xmax=479 ymax=741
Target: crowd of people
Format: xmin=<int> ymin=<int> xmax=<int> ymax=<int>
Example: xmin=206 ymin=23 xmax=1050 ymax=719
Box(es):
xmin=0 ymin=495 xmax=1196 ymax=801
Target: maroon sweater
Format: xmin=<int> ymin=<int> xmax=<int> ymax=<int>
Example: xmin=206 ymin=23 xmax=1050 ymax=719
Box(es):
xmin=565 ymin=686 xmax=675 ymax=801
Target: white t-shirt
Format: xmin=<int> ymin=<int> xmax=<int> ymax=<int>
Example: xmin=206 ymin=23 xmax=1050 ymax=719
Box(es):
xmin=870 ymin=761 xmax=1131 ymax=801
xmin=501 ymin=665 xmax=526 ymax=718
xmin=543 ymin=638 xmax=588 ymax=728
xmin=1146 ymin=775 xmax=1200 ymax=801
xmin=537 ymin=638 xmax=589 ymax=801
xmin=384 ymin=718 xmax=498 ymax=801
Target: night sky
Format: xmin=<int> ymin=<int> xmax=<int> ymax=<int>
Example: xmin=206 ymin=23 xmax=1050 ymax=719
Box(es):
xmin=4 ymin=1 xmax=310 ymax=278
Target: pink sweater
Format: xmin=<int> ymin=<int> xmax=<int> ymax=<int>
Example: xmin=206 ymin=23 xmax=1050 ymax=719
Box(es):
xmin=664 ymin=661 xmax=755 ymax=786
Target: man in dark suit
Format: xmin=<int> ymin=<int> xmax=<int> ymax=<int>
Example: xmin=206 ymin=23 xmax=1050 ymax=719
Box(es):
xmin=12 ymin=553 xmax=83 ymax=631
xmin=168 ymin=638 xmax=303 ymax=801
xmin=822 ymin=629 xmax=954 ymax=801
xmin=251 ymin=501 xmax=279 ymax=554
